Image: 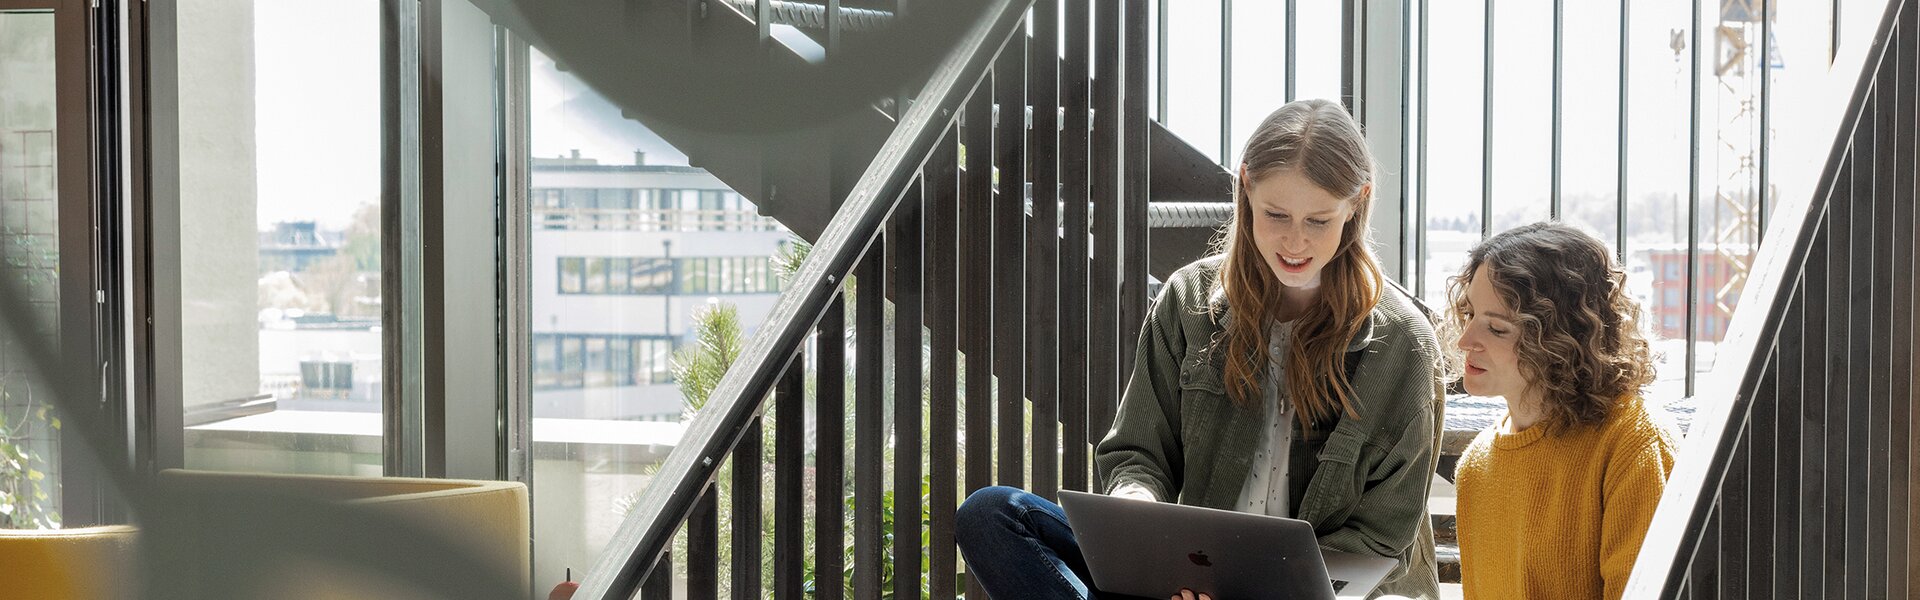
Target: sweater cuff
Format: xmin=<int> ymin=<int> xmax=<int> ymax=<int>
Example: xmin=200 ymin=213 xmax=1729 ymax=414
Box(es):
xmin=1106 ymin=476 xmax=1167 ymax=503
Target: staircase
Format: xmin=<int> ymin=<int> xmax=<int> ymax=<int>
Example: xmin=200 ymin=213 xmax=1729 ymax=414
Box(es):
xmin=531 ymin=0 xmax=1169 ymax=597
xmin=471 ymin=0 xmax=1231 ymax=255
xmin=1625 ymin=0 xmax=1919 ymax=596
xmin=461 ymin=0 xmax=1920 ymax=597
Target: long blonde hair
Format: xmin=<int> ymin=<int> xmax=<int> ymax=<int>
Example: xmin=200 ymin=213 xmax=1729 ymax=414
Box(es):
xmin=1213 ymin=99 xmax=1384 ymax=426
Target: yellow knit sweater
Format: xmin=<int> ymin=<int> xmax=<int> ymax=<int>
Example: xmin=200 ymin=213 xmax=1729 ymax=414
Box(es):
xmin=1454 ymin=395 xmax=1678 ymax=600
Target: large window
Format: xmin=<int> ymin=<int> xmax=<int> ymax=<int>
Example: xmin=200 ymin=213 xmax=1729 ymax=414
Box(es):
xmin=170 ymin=0 xmax=385 ymax=476
xmin=555 ymin=255 xmax=785 ymax=296
xmin=0 ymin=9 xmax=63 ymax=529
xmin=525 ymin=44 xmax=795 ymax=587
xmin=530 ymin=334 xmax=676 ymax=391
xmin=1403 ymin=0 xmax=1840 ymax=402
xmin=1156 ymin=0 xmax=1344 ymax=164
xmin=1163 ymin=0 xmax=1866 ymax=404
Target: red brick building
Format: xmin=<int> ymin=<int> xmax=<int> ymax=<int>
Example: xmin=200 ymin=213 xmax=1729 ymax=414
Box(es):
xmin=1644 ymin=246 xmax=1753 ymax=342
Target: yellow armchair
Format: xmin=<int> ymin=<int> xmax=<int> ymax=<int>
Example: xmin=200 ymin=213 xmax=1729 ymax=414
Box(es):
xmin=0 ymin=524 xmax=140 ymax=600
xmin=0 ymin=471 xmax=530 ymax=599
xmin=153 ymin=469 xmax=532 ymax=599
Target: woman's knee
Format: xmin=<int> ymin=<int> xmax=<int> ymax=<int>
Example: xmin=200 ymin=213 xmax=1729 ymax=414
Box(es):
xmin=955 ymin=486 xmax=1029 ymax=541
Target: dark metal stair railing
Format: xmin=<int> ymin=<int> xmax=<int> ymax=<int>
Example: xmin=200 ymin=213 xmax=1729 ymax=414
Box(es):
xmin=1624 ymin=0 xmax=1919 ymax=596
xmin=572 ymin=0 xmax=1157 ymax=597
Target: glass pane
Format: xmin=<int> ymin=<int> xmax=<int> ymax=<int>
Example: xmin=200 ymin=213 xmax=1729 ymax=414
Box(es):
xmin=1163 ymin=0 xmax=1223 ymax=162
xmin=1418 ymin=0 xmax=1488 ymax=308
xmin=1228 ymin=0 xmax=1288 ymax=165
xmin=1558 ymin=0 xmax=1625 ymax=249
xmin=607 ymin=258 xmax=630 ymax=294
xmin=525 ymin=45 xmax=794 ymax=586
xmin=177 ymin=0 xmax=384 ymax=476
xmin=0 ymin=10 xmax=62 ymax=529
xmin=1293 ymin=0 xmax=1344 ymax=104
xmin=584 ymin=257 xmax=607 ymax=294
xmin=1694 ymin=3 xmax=1768 ymax=381
xmin=1488 ymin=0 xmax=1553 ymax=235
xmin=1624 ymin=0 xmax=1696 ymax=401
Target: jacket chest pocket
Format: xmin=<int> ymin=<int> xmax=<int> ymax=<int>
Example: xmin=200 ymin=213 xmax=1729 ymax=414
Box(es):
xmin=1296 ymin=425 xmax=1370 ymax=527
xmin=1176 ymin=352 xmax=1230 ymax=441
xmin=1178 ymin=351 xmax=1228 ymax=396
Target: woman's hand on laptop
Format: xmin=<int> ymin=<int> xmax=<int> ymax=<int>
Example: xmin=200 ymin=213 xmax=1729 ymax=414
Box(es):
xmin=1110 ymin=482 xmax=1156 ymax=502
xmin=1172 ymin=587 xmax=1213 ymax=600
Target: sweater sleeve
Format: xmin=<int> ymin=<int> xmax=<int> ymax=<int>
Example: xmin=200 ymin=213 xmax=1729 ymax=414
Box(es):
xmin=1599 ymin=419 xmax=1677 ymax=600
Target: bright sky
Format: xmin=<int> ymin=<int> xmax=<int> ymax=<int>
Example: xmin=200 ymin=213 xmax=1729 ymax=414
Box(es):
xmin=253 ymin=0 xmax=380 ymax=230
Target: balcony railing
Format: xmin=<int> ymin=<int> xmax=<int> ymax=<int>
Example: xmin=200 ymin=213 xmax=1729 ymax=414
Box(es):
xmin=533 ymin=207 xmax=784 ymax=233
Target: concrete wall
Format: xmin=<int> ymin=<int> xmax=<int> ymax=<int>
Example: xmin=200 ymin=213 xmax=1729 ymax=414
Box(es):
xmin=175 ymin=0 xmax=261 ymax=412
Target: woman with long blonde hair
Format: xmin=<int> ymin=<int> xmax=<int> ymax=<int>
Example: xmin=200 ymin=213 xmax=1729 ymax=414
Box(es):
xmin=955 ymin=99 xmax=1443 ymax=600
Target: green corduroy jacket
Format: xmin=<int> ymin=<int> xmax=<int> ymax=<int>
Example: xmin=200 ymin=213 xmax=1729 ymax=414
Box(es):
xmin=1095 ymin=255 xmax=1445 ymax=599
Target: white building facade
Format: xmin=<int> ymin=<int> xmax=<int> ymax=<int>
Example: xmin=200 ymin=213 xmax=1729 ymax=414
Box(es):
xmin=528 ymin=156 xmax=790 ymax=422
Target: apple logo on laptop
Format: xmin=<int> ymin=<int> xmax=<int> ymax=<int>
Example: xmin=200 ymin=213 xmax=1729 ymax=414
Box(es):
xmin=1188 ymin=551 xmax=1213 ymax=567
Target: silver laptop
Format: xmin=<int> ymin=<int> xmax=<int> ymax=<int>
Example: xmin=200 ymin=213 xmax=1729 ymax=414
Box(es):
xmin=1058 ymin=490 xmax=1397 ymax=600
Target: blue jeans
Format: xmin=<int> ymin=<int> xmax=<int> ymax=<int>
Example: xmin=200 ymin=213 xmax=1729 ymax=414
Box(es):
xmin=955 ymin=486 xmax=1160 ymax=600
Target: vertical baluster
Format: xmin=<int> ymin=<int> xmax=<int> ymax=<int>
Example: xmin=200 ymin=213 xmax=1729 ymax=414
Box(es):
xmin=1803 ymin=239 xmax=1830 ymax=600
xmin=994 ymin=31 xmax=1029 ymax=490
xmin=1869 ymin=25 xmax=1907 ymax=595
xmin=1029 ymin=0 xmax=1062 ymax=502
xmin=1089 ymin=0 xmax=1123 ymax=492
xmin=1776 ymin=283 xmax=1804 ymax=599
xmin=816 ymin=297 xmax=848 ymax=600
xmin=1822 ymin=158 xmax=1850 ymax=599
xmin=1060 ymin=0 xmax=1094 ymax=494
xmin=1844 ymin=88 xmax=1876 ymax=598
xmin=642 ymin=547 xmax=672 ymax=600
xmin=855 ymin=247 xmax=887 ymax=600
xmin=926 ymin=129 xmax=961 ymax=600
xmin=963 ymin=79 xmax=996 ymax=491
xmin=1119 ymin=0 xmax=1149 ymax=382
xmin=1750 ymin=344 xmax=1780 ymax=596
xmin=733 ymin=416 xmax=764 ymax=599
xmin=893 ymin=180 xmax=926 ymax=600
xmin=1897 ymin=9 xmax=1920 ymax=595
xmin=1689 ymin=493 xmax=1721 ymax=599
xmin=775 ymin=355 xmax=806 ymax=599
xmin=688 ymin=486 xmax=720 ymax=600
xmin=1721 ymin=414 xmax=1749 ymax=597
xmin=961 ymin=73 xmax=996 ymax=600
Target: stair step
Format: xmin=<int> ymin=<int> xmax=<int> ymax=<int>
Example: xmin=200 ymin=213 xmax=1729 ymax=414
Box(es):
xmin=1436 ymin=544 xmax=1462 ymax=584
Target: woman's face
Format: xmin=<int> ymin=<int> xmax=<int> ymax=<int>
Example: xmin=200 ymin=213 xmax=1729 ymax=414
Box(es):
xmin=1454 ymin=265 xmax=1528 ymax=400
xmin=1245 ymin=169 xmax=1356 ymax=291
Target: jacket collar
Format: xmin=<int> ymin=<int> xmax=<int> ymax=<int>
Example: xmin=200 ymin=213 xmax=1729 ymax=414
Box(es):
xmin=1205 ymin=283 xmax=1379 ymax=353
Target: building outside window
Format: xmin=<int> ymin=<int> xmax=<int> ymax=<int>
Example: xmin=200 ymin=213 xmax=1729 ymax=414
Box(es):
xmin=525 ymin=44 xmax=795 ymax=578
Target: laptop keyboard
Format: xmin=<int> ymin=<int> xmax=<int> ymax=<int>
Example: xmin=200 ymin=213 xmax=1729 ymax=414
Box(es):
xmin=1330 ymin=580 xmax=1349 ymax=593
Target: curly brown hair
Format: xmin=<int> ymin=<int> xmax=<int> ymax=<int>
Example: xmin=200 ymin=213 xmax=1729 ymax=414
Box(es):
xmin=1439 ymin=222 xmax=1656 ymax=430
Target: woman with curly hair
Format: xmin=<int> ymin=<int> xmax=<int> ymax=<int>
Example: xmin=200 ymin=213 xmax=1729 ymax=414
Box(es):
xmin=1445 ymin=222 xmax=1678 ymax=600
xmin=956 ymin=99 xmax=1442 ymax=600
